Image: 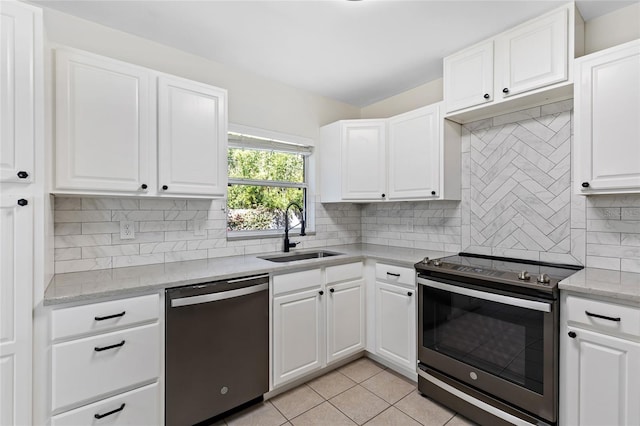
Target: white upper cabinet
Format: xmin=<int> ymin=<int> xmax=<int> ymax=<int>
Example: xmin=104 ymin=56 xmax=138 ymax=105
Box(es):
xmin=54 ymin=48 xmax=227 ymax=198
xmin=55 ymin=49 xmax=153 ymax=193
xmin=388 ymin=105 xmax=440 ymax=200
xmin=574 ymin=40 xmax=640 ymax=194
xmin=1 ymin=2 xmax=38 ymax=184
xmin=495 ymin=7 xmax=568 ymax=98
xmin=320 ymin=104 xmax=461 ymax=203
xmin=158 ymin=76 xmax=227 ymax=197
xmin=443 ymin=41 xmax=494 ymax=113
xmin=444 ymin=3 xmax=583 ymax=122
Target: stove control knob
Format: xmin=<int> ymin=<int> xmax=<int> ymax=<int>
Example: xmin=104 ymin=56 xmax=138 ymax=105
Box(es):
xmin=517 ymin=271 xmax=531 ymax=281
xmin=422 ymin=257 xmax=430 ymax=264
xmin=433 ymin=259 xmax=442 ymax=267
xmin=537 ymin=273 xmax=551 ymax=285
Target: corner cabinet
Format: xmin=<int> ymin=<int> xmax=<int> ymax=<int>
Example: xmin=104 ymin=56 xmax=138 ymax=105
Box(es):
xmin=561 ymin=293 xmax=640 ymax=425
xmin=444 ymin=3 xmax=583 ymax=122
xmin=574 ymin=39 xmax=640 ymax=195
xmin=320 ymin=103 xmax=461 ymax=203
xmin=54 ymin=48 xmax=227 ymax=198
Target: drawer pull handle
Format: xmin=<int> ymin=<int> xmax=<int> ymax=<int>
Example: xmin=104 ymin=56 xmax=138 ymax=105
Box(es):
xmin=94 ymin=403 xmax=125 ymax=419
xmin=585 ymin=311 xmax=621 ymax=322
xmin=94 ymin=340 xmax=126 ymax=352
xmin=94 ymin=311 xmax=126 ymax=321
xmin=386 ymin=272 xmax=400 ymax=277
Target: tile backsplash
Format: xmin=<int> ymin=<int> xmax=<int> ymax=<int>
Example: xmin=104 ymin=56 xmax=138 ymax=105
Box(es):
xmin=53 ymin=196 xmax=361 ymax=273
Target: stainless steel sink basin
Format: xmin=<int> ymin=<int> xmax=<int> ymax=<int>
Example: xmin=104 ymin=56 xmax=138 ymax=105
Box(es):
xmin=259 ymin=250 xmax=342 ymax=263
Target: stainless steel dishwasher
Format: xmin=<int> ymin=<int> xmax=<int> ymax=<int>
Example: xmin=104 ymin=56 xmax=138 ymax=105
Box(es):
xmin=165 ymin=274 xmax=269 ymax=426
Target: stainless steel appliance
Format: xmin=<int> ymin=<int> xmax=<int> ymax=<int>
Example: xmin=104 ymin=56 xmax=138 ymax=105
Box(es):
xmin=415 ymin=254 xmax=581 ymax=426
xmin=165 ymin=274 xmax=269 ymax=425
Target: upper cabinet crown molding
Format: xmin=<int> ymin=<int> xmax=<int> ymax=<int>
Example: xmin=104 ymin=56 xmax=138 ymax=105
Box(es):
xmin=320 ymin=102 xmax=461 ymax=203
xmin=53 ymin=47 xmax=227 ymax=198
xmin=573 ymin=39 xmax=640 ymax=195
xmin=444 ymin=2 xmax=584 ymax=124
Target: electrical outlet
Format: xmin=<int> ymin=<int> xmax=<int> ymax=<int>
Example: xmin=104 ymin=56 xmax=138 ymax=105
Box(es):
xmin=120 ymin=221 xmax=135 ymax=240
xmin=193 ymin=219 xmax=206 ymax=236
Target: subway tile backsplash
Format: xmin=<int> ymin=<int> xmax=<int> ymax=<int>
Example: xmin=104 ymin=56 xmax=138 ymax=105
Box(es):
xmin=53 ymin=196 xmax=361 ymax=273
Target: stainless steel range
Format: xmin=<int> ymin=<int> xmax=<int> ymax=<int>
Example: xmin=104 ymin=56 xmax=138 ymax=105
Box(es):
xmin=415 ymin=253 xmax=582 ymax=426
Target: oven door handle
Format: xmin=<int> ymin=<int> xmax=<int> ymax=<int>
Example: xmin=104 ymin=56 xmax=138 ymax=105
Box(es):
xmin=417 ymin=277 xmax=552 ymax=313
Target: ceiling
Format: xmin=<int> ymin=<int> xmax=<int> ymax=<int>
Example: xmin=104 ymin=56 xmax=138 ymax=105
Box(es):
xmin=33 ymin=0 xmax=638 ymax=107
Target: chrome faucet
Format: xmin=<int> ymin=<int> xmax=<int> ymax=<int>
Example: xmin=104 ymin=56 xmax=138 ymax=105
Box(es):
xmin=283 ymin=202 xmax=306 ymax=252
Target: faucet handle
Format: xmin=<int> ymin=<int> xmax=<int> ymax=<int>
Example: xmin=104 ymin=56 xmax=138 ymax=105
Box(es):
xmin=289 ymin=241 xmax=299 ymax=248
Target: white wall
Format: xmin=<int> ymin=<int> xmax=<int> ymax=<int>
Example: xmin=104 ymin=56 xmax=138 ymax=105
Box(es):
xmin=584 ymin=2 xmax=640 ymax=55
xmin=360 ymin=78 xmax=443 ymax=119
xmin=42 ymin=8 xmax=360 ymax=144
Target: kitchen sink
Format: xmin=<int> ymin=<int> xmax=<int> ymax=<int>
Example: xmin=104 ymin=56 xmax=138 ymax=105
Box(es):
xmin=259 ymin=250 xmax=343 ymax=263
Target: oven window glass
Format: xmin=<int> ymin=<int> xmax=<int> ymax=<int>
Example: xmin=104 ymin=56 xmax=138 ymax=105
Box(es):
xmin=422 ymin=286 xmax=545 ymax=394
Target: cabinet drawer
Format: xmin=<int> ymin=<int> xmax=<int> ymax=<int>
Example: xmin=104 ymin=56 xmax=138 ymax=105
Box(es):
xmin=566 ymin=295 xmax=640 ymax=337
xmin=52 ymin=323 xmax=160 ymax=412
xmin=375 ymin=263 xmax=415 ymax=287
xmin=326 ymin=262 xmax=363 ymax=284
xmin=51 ymin=294 xmax=159 ymax=341
xmin=273 ymin=268 xmax=322 ymax=295
xmin=51 ymin=382 xmax=159 ymax=426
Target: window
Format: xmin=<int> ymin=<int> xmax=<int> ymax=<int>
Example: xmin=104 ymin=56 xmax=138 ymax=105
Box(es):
xmin=227 ymin=126 xmax=313 ymax=237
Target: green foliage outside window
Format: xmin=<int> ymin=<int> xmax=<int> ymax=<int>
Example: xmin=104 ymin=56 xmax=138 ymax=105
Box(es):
xmin=227 ymin=148 xmax=305 ymax=231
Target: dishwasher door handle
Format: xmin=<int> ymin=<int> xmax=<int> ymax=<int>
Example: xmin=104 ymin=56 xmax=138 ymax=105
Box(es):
xmin=171 ymin=283 xmax=269 ymax=308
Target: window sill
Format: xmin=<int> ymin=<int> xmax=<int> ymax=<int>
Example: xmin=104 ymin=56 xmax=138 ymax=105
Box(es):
xmin=226 ymin=230 xmax=315 ymax=242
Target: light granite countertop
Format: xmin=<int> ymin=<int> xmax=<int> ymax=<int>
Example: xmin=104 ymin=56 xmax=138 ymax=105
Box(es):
xmin=559 ymin=267 xmax=640 ymax=305
xmin=44 ymin=244 xmax=452 ymax=306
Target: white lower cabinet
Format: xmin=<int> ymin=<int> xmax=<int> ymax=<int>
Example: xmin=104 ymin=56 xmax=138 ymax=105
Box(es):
xmin=272 ymin=262 xmax=364 ymax=388
xmin=561 ymin=293 xmax=640 ymax=426
xmin=49 ymin=294 xmax=161 ymax=424
xmin=373 ymin=263 xmax=416 ymax=373
xmin=51 ymin=383 xmax=159 ymax=426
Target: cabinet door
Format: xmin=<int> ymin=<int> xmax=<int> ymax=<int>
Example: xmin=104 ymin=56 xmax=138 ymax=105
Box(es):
xmin=326 ymin=279 xmax=365 ymax=364
xmin=375 ymin=281 xmax=416 ymax=371
xmin=443 ymin=41 xmax=494 ymax=113
xmin=158 ymin=76 xmax=227 ymax=197
xmin=55 ymin=49 xmax=153 ymax=193
xmin=496 ymin=8 xmax=568 ymax=98
xmin=564 ymin=327 xmax=640 ymax=426
xmin=1 ymin=2 xmax=38 ymax=184
xmin=388 ymin=105 xmax=440 ymax=200
xmin=0 ymin=196 xmax=33 ymax=426
xmin=575 ymin=41 xmax=640 ymax=193
xmin=341 ymin=121 xmax=386 ymax=200
xmin=273 ymin=288 xmax=323 ymax=387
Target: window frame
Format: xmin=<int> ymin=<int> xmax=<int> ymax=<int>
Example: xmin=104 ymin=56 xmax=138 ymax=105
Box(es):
xmin=226 ymin=124 xmax=315 ymax=240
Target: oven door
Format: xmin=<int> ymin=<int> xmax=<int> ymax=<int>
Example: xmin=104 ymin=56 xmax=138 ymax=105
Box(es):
xmin=417 ymin=276 xmax=558 ymax=423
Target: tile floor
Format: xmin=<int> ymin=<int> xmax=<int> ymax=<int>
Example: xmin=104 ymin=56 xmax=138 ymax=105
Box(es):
xmin=219 ymin=358 xmax=477 ymax=426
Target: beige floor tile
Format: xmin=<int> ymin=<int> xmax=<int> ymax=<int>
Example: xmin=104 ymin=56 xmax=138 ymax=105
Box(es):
xmin=270 ymin=385 xmax=324 ymax=420
xmin=445 ymin=414 xmax=478 ymax=426
xmin=307 ymin=370 xmax=357 ymax=399
xmin=361 ymin=369 xmax=416 ymax=404
xmin=365 ymin=406 xmax=422 ymax=426
xmin=225 ymin=401 xmax=288 ymax=426
xmin=338 ymin=358 xmax=385 ymax=383
xmin=329 ymin=385 xmax=390 ymax=425
xmin=395 ymin=391 xmax=455 ymax=426
xmin=290 ymin=402 xmax=356 ymax=426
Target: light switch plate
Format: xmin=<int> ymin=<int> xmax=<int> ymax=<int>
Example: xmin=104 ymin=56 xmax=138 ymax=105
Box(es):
xmin=120 ymin=221 xmax=135 ymax=240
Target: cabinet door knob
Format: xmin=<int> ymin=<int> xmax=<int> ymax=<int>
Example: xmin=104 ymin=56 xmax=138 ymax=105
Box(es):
xmin=407 ymin=291 xmax=413 ymax=297
xmin=581 ymin=182 xmax=590 ymax=188
xmin=17 ymin=171 xmax=29 ymax=179
xmin=17 ymin=199 xmax=28 ymax=206
xmin=568 ymin=331 xmax=577 ymax=338
xmin=318 ymin=290 xmax=324 ymax=296
xmin=141 ymin=183 xmax=148 ymax=190
xmin=381 ymin=193 xmax=386 ymax=198
xmin=329 ymin=288 xmax=335 ymax=293
xmin=162 ymin=185 xmax=168 ymax=190
xmin=483 ymin=93 xmax=490 ymax=99
xmin=431 ymin=191 xmax=436 ymax=195
xmin=502 ymin=88 xmax=509 ymax=94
